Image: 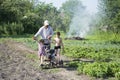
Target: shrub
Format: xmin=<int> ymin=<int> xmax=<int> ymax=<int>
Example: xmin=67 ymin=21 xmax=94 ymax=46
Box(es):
xmin=0 ymin=22 xmax=24 ymax=35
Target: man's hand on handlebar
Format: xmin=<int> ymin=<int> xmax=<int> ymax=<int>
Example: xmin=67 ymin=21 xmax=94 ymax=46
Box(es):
xmin=47 ymin=35 xmax=52 ymax=40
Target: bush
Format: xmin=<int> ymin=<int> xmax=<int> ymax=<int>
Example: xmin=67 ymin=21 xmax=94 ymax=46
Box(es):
xmin=0 ymin=22 xmax=24 ymax=36
xmin=21 ymin=13 xmax=40 ymax=34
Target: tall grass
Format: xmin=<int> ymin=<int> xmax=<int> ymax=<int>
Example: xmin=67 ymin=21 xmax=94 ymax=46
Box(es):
xmin=88 ymin=31 xmax=120 ymax=41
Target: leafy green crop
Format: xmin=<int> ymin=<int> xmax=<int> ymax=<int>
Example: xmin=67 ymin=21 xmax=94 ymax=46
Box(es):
xmin=76 ymin=62 xmax=120 ymax=78
xmin=64 ymin=41 xmax=120 ymax=78
xmin=115 ymin=72 xmax=120 ymax=80
xmin=83 ymin=62 xmax=108 ymax=78
xmin=64 ymin=45 xmax=120 ymax=62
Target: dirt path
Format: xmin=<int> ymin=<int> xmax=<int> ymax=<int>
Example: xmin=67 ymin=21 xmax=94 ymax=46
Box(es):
xmin=0 ymin=40 xmax=91 ymax=80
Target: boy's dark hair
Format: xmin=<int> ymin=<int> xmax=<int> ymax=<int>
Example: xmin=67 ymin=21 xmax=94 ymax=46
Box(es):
xmin=56 ymin=32 xmax=60 ymax=36
xmin=39 ymin=39 xmax=44 ymax=43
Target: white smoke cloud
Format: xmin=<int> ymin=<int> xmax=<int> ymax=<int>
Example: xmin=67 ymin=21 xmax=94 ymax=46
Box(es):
xmin=67 ymin=5 xmax=92 ymax=38
xmin=37 ymin=0 xmax=98 ymax=38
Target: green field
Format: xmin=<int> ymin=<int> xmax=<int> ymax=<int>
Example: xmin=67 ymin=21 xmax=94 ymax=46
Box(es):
xmin=64 ymin=33 xmax=120 ymax=79
xmin=65 ymin=39 xmax=120 ymax=79
xmin=1 ymin=0 xmax=120 ymax=79
xmin=0 ymin=33 xmax=120 ymax=80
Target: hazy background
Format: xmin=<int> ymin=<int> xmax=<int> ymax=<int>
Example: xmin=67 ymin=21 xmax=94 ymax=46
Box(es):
xmin=37 ymin=0 xmax=98 ymax=37
xmin=38 ymin=0 xmax=98 ymax=14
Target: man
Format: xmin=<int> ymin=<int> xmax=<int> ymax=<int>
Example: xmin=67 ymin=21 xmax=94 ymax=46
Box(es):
xmin=33 ymin=20 xmax=54 ymax=49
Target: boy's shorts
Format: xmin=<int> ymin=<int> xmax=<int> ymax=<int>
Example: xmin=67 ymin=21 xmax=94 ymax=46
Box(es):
xmin=54 ymin=46 xmax=61 ymax=49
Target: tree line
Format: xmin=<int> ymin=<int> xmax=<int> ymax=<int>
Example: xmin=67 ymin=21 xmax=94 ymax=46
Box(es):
xmin=0 ymin=0 xmax=120 ymax=36
xmin=0 ymin=0 xmax=70 ymax=35
xmin=98 ymin=0 xmax=120 ymax=33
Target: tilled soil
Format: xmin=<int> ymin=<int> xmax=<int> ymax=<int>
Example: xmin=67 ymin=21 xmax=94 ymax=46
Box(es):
xmin=0 ymin=40 xmax=91 ymax=80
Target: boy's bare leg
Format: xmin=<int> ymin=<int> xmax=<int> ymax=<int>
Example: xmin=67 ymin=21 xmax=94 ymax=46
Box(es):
xmin=57 ymin=49 xmax=61 ymax=61
xmin=55 ymin=49 xmax=57 ymax=56
xmin=40 ymin=56 xmax=43 ymax=65
xmin=43 ymin=56 xmax=47 ymax=64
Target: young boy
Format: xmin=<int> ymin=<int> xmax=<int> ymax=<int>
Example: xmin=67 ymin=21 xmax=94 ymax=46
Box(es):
xmin=53 ymin=32 xmax=64 ymax=63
